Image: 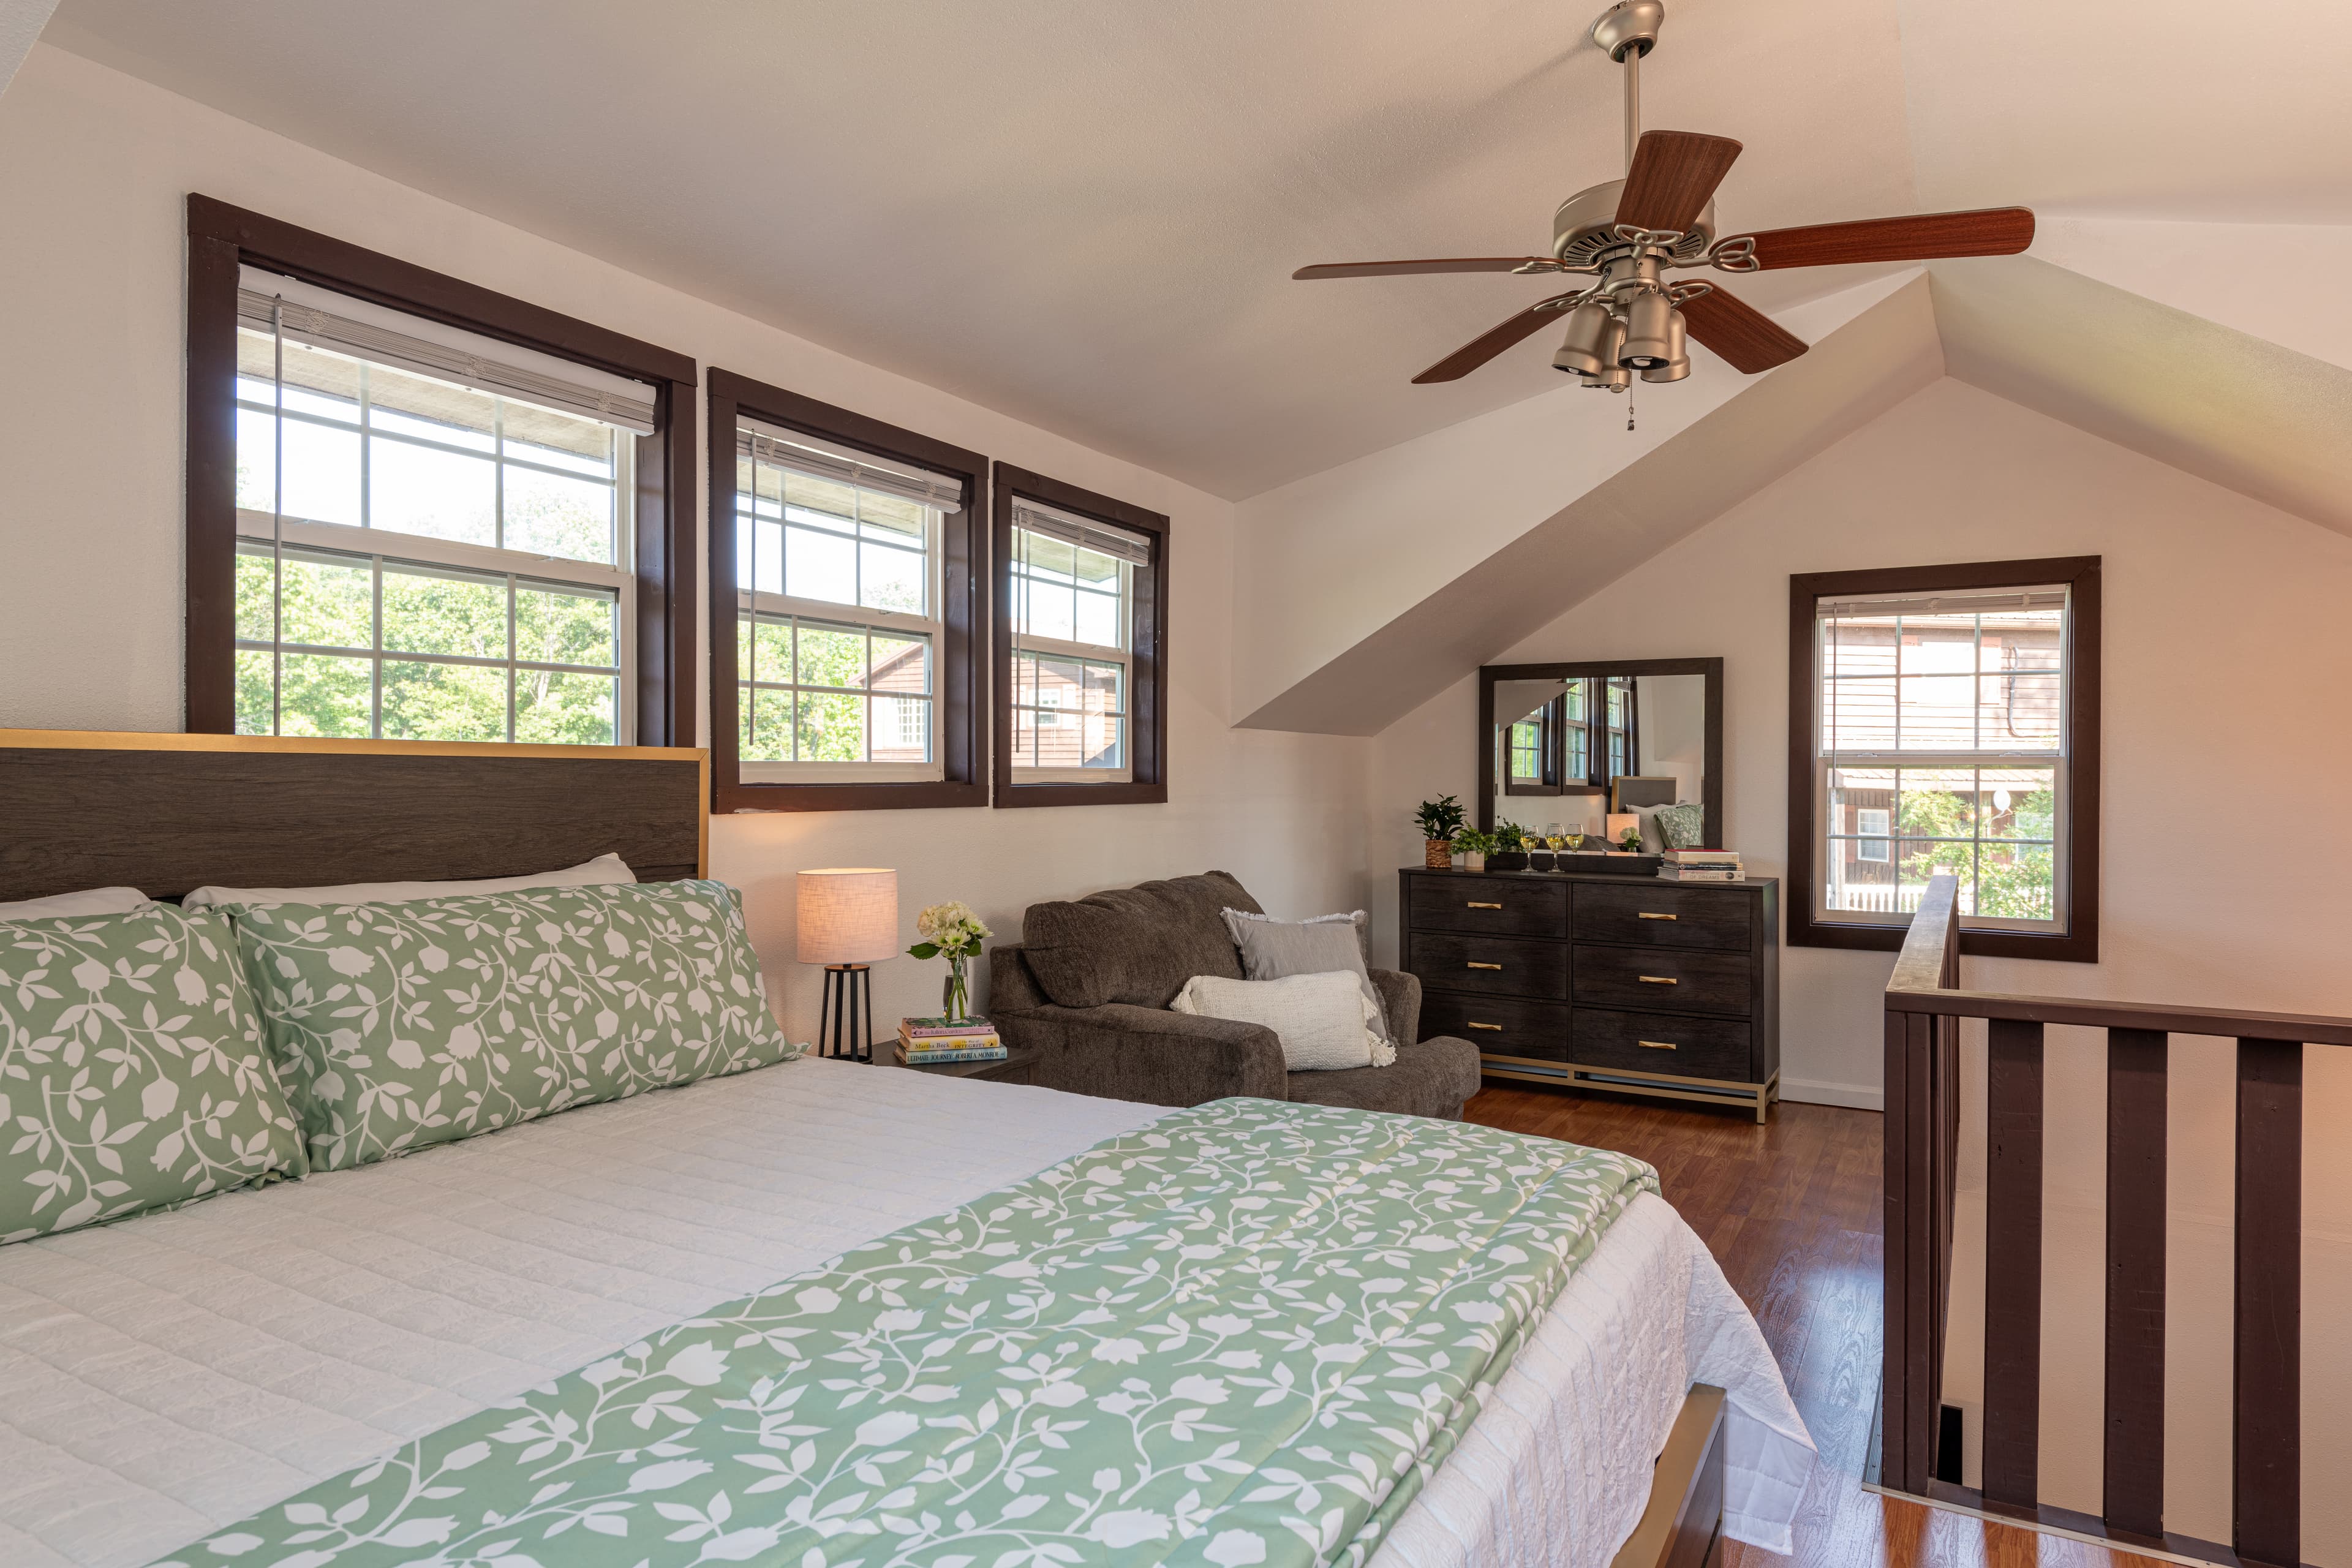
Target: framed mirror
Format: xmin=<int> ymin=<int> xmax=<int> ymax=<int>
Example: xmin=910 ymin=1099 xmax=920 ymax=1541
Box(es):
xmin=1478 ymin=657 xmax=1723 ymax=848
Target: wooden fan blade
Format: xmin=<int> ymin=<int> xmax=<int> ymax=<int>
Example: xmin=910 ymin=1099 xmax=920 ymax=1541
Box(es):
xmin=1411 ymin=295 xmax=1578 ymax=383
xmin=1616 ymin=130 xmax=1743 ymax=233
xmin=1678 ymin=287 xmax=1807 ymax=374
xmin=1745 ymin=207 xmax=2035 ymax=269
xmin=1293 ymin=257 xmax=1555 ymax=280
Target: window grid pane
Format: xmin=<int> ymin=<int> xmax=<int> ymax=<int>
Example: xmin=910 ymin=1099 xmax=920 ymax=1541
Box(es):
xmin=737 ymin=609 xmax=935 ymax=767
xmin=235 ymin=542 xmax=619 ymax=745
xmin=1009 ymin=649 xmax=1126 ymax=771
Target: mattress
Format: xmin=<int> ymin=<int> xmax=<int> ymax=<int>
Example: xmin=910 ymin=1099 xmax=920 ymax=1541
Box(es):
xmin=0 ymin=1058 xmax=1811 ymax=1567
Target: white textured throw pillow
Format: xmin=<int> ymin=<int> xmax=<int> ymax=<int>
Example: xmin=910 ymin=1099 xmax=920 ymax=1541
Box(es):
xmin=182 ymin=852 xmax=636 ymax=911
xmin=0 ymin=886 xmax=151 ymax=921
xmin=1171 ymin=971 xmax=1395 ymax=1072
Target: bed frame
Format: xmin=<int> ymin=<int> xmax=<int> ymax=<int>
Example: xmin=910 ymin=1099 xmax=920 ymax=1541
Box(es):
xmin=0 ymin=730 xmax=707 ymax=902
xmin=1612 ymin=1383 xmax=1728 ymax=1568
xmin=1 ymin=729 xmax=1725 ymax=1563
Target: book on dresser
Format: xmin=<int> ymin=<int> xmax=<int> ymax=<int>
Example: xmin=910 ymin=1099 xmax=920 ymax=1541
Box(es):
xmin=1395 ymin=864 xmax=1779 ymax=1123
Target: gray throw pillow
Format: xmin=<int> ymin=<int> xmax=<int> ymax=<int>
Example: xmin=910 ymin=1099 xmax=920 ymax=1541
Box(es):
xmin=1219 ymin=908 xmax=1389 ymax=1042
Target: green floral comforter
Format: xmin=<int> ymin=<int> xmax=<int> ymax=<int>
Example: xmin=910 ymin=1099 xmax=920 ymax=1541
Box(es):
xmin=154 ymin=1098 xmax=1656 ymax=1568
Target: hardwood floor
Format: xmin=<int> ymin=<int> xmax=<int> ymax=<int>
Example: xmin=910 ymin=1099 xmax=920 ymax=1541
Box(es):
xmin=1463 ymin=1083 xmax=2171 ymax=1568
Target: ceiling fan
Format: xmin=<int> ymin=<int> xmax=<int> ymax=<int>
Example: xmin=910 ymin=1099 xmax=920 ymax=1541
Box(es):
xmin=1293 ymin=0 xmax=2033 ymax=390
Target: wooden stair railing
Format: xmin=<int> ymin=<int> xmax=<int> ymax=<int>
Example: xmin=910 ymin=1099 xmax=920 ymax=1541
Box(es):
xmin=1882 ymin=874 xmax=2345 ymax=1568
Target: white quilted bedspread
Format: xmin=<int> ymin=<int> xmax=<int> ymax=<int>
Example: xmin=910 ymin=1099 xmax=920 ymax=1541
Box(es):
xmin=0 ymin=1058 xmax=1810 ymax=1568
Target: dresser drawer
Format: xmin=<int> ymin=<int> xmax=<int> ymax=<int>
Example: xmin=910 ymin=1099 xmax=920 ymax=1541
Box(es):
xmin=1406 ymin=875 xmax=1568 ymax=939
xmin=1573 ymin=1007 xmax=1752 ymax=1080
xmin=1572 ymin=882 xmax=1752 ymax=951
xmin=1408 ymin=932 xmax=1568 ymax=1000
xmin=1572 ymin=944 xmax=1752 ymax=1014
xmin=1419 ymin=992 xmax=1572 ymax=1059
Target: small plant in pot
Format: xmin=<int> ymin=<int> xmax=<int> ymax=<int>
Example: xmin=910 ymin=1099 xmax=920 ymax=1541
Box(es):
xmin=1489 ymin=821 xmax=1533 ymax=873
xmin=1452 ymin=827 xmax=1496 ymax=872
xmin=1414 ymin=795 xmax=1466 ymax=869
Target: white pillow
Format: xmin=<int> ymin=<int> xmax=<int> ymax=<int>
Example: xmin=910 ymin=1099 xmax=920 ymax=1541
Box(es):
xmin=1171 ymin=971 xmax=1395 ymax=1072
xmin=0 ymin=886 xmax=152 ymax=922
xmin=183 ymin=852 xmax=636 ymax=911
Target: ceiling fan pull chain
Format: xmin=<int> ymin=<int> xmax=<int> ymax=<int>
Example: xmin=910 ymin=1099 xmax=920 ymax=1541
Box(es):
xmin=1628 ymin=394 xmax=1636 ymax=434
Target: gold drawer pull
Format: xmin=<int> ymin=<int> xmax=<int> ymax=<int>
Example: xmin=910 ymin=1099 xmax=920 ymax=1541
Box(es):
xmin=1466 ymin=900 xmax=1504 ymax=909
xmin=1466 ymin=961 xmax=1503 ymax=970
xmin=1638 ymin=1039 xmax=1678 ymax=1050
xmin=1637 ymin=911 xmax=1678 ymax=921
xmin=1467 ymin=1021 xmax=1503 ymax=1031
xmin=1638 ymin=974 xmax=1678 ymax=985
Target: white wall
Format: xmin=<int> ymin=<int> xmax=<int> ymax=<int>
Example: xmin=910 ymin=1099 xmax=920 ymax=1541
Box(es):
xmin=0 ymin=44 xmax=1373 ymax=1036
xmin=1369 ymin=375 xmax=2352 ymax=1550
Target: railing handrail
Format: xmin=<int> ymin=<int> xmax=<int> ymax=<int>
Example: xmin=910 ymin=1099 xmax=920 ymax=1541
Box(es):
xmin=1884 ymin=986 xmax=2352 ymax=1046
xmin=1882 ymin=873 xmax=2352 ymax=1045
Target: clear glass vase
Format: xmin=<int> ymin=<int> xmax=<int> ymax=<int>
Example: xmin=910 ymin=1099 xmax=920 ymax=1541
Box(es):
xmin=941 ymin=954 xmax=970 ymax=1022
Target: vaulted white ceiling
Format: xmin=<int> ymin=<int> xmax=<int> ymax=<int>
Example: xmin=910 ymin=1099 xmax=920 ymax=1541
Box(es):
xmin=30 ymin=0 xmax=2352 ymax=733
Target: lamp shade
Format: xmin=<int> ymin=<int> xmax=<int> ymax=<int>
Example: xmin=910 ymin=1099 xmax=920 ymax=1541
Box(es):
xmin=1606 ymin=812 xmax=1640 ymax=845
xmin=796 ymin=869 xmax=899 ymax=965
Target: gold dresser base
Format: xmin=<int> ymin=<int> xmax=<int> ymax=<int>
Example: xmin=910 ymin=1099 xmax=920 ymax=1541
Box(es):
xmin=1480 ymin=1054 xmax=1780 ymax=1125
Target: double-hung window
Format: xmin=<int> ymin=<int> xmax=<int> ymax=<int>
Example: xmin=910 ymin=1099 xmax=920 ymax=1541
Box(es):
xmin=990 ymin=466 xmax=1169 ymax=808
xmin=731 ymin=423 xmax=958 ymax=781
xmin=1006 ymin=500 xmax=1147 ymax=782
xmin=1792 ymin=557 xmax=2101 ymax=960
xmin=232 ymin=273 xmax=654 ymax=745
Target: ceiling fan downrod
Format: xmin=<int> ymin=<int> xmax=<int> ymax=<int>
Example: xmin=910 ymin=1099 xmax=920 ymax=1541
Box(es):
xmin=1561 ymin=1 xmax=1684 ymax=395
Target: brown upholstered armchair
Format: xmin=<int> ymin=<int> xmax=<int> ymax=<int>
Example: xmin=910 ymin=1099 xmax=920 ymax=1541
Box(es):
xmin=987 ymin=871 xmax=1482 ymax=1119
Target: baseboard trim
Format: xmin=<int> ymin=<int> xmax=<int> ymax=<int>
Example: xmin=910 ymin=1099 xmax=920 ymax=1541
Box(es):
xmin=1778 ymin=1076 xmax=1882 ymax=1112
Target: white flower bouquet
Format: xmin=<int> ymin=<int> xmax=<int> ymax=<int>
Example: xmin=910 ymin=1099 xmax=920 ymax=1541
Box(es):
xmin=908 ymin=900 xmax=992 ymax=1020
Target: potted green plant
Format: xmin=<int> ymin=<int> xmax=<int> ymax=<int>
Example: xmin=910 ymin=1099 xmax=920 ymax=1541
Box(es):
xmin=1414 ymin=795 xmax=1466 ymax=869
xmin=1452 ymin=827 xmax=1496 ymax=872
xmin=1490 ymin=821 xmax=1532 ymax=873
xmin=1616 ymin=823 xmax=1643 ymax=853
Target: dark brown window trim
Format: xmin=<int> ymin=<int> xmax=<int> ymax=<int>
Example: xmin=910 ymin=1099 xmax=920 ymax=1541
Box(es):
xmin=183 ymin=195 xmax=700 ymax=745
xmin=991 ymin=464 xmax=1169 ymax=809
xmin=706 ymin=368 xmax=987 ymax=813
xmin=1787 ymin=555 xmax=2101 ymax=963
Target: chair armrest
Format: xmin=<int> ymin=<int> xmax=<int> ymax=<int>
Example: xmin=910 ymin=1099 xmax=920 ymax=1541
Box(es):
xmin=997 ymin=1002 xmax=1289 ymax=1107
xmin=1370 ymin=968 xmax=1422 ymax=1044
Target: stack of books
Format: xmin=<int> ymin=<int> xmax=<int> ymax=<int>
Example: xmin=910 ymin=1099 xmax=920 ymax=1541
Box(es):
xmin=897 ymin=1015 xmax=1006 ymax=1065
xmin=1657 ymin=848 xmax=1743 ymax=882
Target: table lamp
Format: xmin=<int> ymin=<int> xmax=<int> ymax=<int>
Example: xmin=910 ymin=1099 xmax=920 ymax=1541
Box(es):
xmin=1606 ymin=812 xmax=1641 ymax=851
xmin=797 ymin=868 xmax=897 ymax=1062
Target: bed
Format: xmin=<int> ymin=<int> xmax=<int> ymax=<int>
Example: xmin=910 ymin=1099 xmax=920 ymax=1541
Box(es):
xmin=0 ymin=731 xmax=1812 ymax=1568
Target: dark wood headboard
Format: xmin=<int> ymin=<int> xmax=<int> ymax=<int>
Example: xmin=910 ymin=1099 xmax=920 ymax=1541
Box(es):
xmin=0 ymin=731 xmax=709 ymax=903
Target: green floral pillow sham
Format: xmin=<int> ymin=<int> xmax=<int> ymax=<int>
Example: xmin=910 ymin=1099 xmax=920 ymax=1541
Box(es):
xmin=2 ymin=905 xmax=306 ymax=1243
xmin=230 ymin=880 xmax=794 ymax=1172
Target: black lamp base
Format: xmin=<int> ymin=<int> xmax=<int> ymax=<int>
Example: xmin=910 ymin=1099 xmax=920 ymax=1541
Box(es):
xmin=818 ymin=963 xmax=876 ymax=1063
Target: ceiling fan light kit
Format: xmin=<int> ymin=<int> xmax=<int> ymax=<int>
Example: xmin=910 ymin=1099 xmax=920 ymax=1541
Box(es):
xmin=1290 ymin=0 xmax=2035 ymax=394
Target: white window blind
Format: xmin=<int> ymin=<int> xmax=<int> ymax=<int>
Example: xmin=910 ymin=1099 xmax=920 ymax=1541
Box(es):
xmin=239 ymin=268 xmax=659 ymax=434
xmin=738 ymin=420 xmax=965 ymax=511
xmin=1011 ymin=500 xmax=1152 ymax=564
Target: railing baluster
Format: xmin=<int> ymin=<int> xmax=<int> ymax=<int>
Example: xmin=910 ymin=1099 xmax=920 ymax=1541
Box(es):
xmin=1882 ymin=1006 xmax=1940 ymax=1493
xmin=2233 ymin=1037 xmax=2301 ymax=1568
xmin=1982 ymin=1018 xmax=2044 ymax=1509
xmin=2103 ymin=1027 xmax=2168 ymax=1540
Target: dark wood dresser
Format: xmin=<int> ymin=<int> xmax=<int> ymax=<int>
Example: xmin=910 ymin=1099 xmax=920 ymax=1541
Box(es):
xmin=1398 ymin=867 xmax=1779 ymax=1121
